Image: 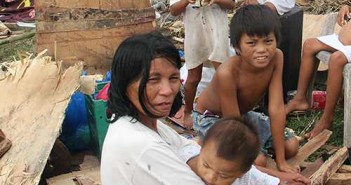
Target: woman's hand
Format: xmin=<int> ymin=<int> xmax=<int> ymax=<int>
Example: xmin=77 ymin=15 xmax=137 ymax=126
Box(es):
xmin=337 ymin=5 xmax=351 ymax=26
xmin=278 ymin=172 xmax=311 ymax=185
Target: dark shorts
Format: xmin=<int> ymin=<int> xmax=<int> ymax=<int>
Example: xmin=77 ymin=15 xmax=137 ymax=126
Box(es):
xmin=192 ymin=110 xmax=295 ymax=154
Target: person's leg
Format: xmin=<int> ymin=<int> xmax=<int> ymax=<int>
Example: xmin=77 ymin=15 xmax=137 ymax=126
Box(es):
xmin=254 ymin=152 xmax=267 ymax=167
xmin=285 ymin=38 xmax=336 ymax=114
xmin=211 ymin=61 xmax=221 ymax=70
xmin=284 ymin=137 xmax=299 ymax=159
xmin=306 ymin=51 xmax=348 ymax=139
xmin=184 ymin=64 xmax=203 ymax=129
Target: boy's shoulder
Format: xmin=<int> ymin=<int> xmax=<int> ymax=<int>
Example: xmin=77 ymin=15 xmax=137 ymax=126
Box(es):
xmin=216 ymin=56 xmax=241 ymax=79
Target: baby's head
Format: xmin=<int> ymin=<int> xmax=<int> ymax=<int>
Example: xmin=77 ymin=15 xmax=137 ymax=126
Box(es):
xmin=196 ymin=117 xmax=260 ymax=185
xmin=229 ymin=5 xmax=281 ymax=53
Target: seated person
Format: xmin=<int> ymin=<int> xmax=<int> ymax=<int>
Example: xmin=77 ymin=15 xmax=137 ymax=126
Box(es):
xmin=244 ymin=0 xmax=296 ymax=15
xmin=190 ymin=117 xmax=311 ymax=185
xmin=193 ymin=5 xmax=299 ymax=173
xmin=285 ymin=5 xmax=351 ymax=139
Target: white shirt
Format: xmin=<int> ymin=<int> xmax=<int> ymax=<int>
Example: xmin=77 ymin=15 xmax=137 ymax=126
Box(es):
xmin=101 ymin=116 xmax=280 ymax=185
xmin=100 ymin=116 xmax=203 ymax=185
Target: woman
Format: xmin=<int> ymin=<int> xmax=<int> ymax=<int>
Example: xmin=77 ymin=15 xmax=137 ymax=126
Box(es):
xmin=100 ymin=32 xmax=204 ymax=184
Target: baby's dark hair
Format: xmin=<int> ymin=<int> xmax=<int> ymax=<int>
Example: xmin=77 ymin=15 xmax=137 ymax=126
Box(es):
xmin=229 ymin=4 xmax=281 ymax=49
xmin=202 ymin=117 xmax=260 ymax=173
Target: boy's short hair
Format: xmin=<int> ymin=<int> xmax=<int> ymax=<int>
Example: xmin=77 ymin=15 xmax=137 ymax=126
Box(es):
xmin=203 ymin=117 xmax=260 ymax=173
xmin=229 ymin=4 xmax=281 ymax=49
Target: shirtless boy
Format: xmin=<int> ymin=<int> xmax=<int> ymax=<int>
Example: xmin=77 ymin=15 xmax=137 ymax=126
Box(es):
xmin=193 ymin=5 xmax=299 ymax=173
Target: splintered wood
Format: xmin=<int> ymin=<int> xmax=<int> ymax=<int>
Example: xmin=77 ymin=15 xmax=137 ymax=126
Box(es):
xmin=311 ymin=147 xmax=349 ymax=185
xmin=0 ymin=51 xmax=83 ymax=185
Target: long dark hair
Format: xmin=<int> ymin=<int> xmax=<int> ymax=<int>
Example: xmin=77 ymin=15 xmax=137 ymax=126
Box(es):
xmin=108 ymin=31 xmax=183 ymax=122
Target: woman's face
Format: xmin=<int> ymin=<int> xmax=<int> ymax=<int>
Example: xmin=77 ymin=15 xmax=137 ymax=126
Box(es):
xmin=126 ymin=58 xmax=181 ymax=118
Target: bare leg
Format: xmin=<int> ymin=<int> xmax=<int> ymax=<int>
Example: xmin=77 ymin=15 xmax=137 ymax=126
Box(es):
xmin=254 ymin=152 xmax=267 ymax=167
xmin=286 ymin=38 xmax=336 ymax=114
xmin=183 ymin=64 xmax=203 ymax=129
xmin=306 ymin=51 xmax=348 ymax=139
xmin=284 ymin=137 xmax=299 ymax=159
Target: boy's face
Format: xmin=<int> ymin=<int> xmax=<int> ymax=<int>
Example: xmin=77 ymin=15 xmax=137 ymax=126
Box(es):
xmin=197 ymin=141 xmax=245 ymax=185
xmin=235 ymin=32 xmax=277 ymax=69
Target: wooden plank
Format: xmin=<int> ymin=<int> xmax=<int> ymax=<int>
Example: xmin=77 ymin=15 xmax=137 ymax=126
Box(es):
xmin=47 ymin=167 xmax=100 ymax=185
xmin=344 ymin=64 xmax=351 ymax=148
xmin=288 ymin=130 xmax=332 ymax=167
xmin=338 ymin=165 xmax=351 ymax=173
xmin=301 ymin=157 xmax=324 ymax=178
xmin=36 ymin=0 xmax=151 ymax=10
xmin=266 ymin=130 xmax=332 ymax=170
xmin=326 ymin=173 xmax=351 ymax=185
xmin=310 ymin=147 xmax=349 ymax=185
xmin=36 ymin=8 xmax=155 ymax=33
xmin=0 ymin=54 xmax=82 ymax=184
xmin=36 ymin=22 xmax=154 ymax=69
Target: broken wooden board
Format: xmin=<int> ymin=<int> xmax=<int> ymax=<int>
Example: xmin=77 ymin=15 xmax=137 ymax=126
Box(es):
xmin=0 ymin=51 xmax=83 ymax=184
xmin=47 ymin=167 xmax=100 ymax=185
xmin=301 ymin=158 xmax=325 ymax=178
xmin=288 ymin=130 xmax=332 ymax=167
xmin=326 ymin=173 xmax=351 ymax=185
xmin=310 ymin=147 xmax=349 ymax=185
xmin=36 ymin=0 xmax=155 ymax=71
xmin=338 ymin=165 xmax=351 ymax=173
xmin=266 ymin=130 xmax=332 ymax=170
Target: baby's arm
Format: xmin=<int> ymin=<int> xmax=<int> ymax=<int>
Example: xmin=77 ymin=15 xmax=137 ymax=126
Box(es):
xmin=268 ymin=50 xmax=297 ymax=173
xmin=169 ymin=0 xmax=194 ymax=16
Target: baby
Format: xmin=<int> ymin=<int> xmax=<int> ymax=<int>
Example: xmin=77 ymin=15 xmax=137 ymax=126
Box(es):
xmin=188 ymin=117 xmax=310 ymax=185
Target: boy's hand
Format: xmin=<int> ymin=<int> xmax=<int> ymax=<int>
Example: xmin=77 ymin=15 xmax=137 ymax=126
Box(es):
xmin=338 ymin=5 xmax=351 ymax=26
xmin=277 ymin=160 xmax=300 ymax=173
xmin=279 ymin=172 xmax=311 ymax=185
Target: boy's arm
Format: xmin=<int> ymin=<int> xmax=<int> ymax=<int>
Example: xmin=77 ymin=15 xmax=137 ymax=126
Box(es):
xmin=216 ymin=61 xmax=241 ymax=117
xmin=169 ymin=0 xmax=193 ymax=16
xmin=267 ymin=50 xmax=297 ymax=173
xmin=208 ymin=0 xmax=235 ymax=10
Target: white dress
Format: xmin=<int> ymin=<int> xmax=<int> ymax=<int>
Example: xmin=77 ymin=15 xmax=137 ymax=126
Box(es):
xmin=170 ymin=0 xmax=231 ymax=70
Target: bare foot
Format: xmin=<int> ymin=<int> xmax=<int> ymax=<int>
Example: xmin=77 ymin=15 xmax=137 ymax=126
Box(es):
xmin=285 ymin=98 xmax=309 ymax=115
xmin=304 ymin=119 xmax=333 ymax=140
